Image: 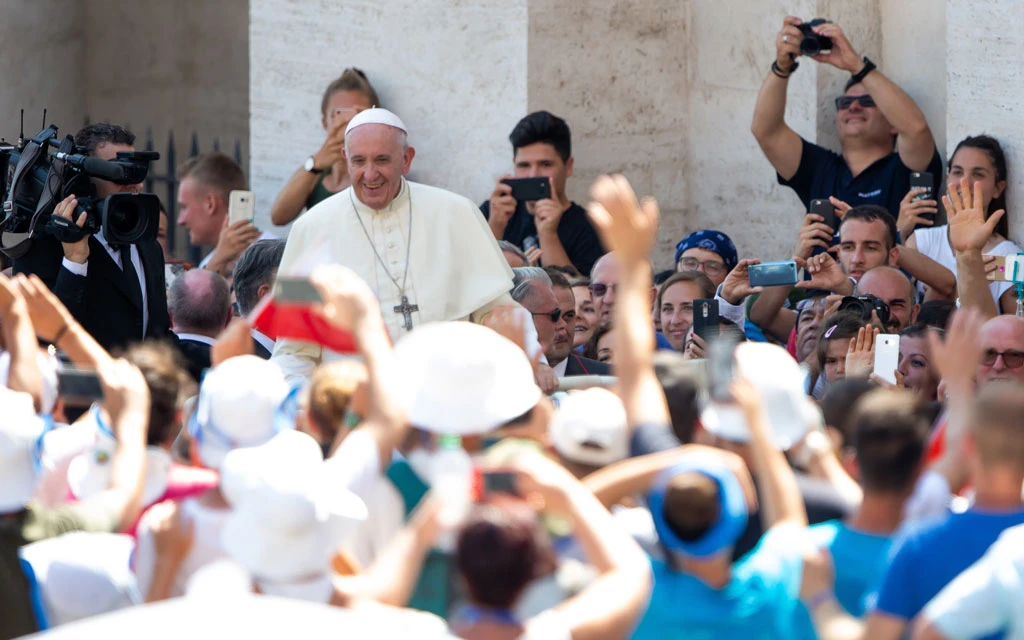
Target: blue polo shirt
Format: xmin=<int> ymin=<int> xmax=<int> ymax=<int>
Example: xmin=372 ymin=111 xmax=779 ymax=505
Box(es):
xmin=779 ymin=138 xmax=942 ymax=220
xmin=631 ymin=523 xmax=807 ymax=640
xmin=873 ymin=507 xmax=1024 ymax=636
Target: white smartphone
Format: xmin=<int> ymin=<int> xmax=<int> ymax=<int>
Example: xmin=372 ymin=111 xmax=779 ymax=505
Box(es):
xmin=873 ymin=334 xmax=900 ymax=385
xmin=228 ymin=190 xmax=255 ymax=225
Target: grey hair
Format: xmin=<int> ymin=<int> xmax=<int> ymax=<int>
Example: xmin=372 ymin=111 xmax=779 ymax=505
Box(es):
xmin=498 ymin=241 xmax=529 ymax=264
xmin=510 ymin=266 xmax=552 ymax=303
xmin=168 ymin=269 xmax=231 ymax=333
xmin=232 ymin=240 xmax=286 ymax=316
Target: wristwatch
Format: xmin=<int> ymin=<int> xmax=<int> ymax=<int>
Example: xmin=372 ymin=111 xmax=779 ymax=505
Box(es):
xmin=304 ymin=156 xmax=324 ymax=175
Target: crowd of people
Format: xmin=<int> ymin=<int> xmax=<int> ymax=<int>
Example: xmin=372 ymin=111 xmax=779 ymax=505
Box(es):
xmin=3 ymin=15 xmax=1024 ymax=640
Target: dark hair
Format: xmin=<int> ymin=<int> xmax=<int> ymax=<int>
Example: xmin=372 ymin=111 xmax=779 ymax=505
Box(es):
xmin=841 ymin=205 xmax=898 ymax=250
xmin=653 ymin=351 xmax=700 ymax=444
xmin=656 ymin=271 xmax=716 ymax=314
xmin=509 ymin=111 xmax=572 ymax=163
xmin=654 ymin=269 xmax=676 ymax=286
xmin=583 ymin=324 xmax=613 ymax=362
xmin=816 ymin=311 xmax=869 ymax=375
xmin=122 ymin=342 xmax=193 ymax=446
xmin=177 ymin=152 xmax=247 ymax=203
xmin=232 ymin=240 xmax=286 ymax=316
xmin=74 ymin=123 xmax=135 ymax=156
xmin=320 ymin=68 xmax=380 ymax=118
xmin=546 ymin=264 xmax=582 ymax=280
xmin=569 ymin=276 xmax=590 ymax=289
xmin=899 ymin=322 xmax=933 ymax=340
xmin=456 ymin=496 xmax=553 ymax=608
xmin=168 ymin=270 xmax=231 ymax=334
xmin=851 ymin=390 xmax=929 ymax=493
xmin=950 ymin=135 xmax=1010 ymax=238
xmin=543 ymin=266 xmax=572 ymax=290
xmin=917 ymin=301 xmax=956 ymax=331
xmin=820 ymin=378 xmax=876 ymax=449
xmin=662 ymin=472 xmax=721 ymax=542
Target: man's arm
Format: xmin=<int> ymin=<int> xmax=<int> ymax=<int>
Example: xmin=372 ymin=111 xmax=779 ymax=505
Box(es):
xmin=14 ymin=274 xmax=112 ymax=369
xmin=896 ymin=244 xmax=956 ymax=300
xmin=0 ymin=276 xmax=43 ymax=411
xmin=750 ymin=16 xmax=806 ymax=180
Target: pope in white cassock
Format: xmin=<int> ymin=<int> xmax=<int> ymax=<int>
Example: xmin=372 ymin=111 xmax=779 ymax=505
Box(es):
xmin=272 ymin=108 xmax=517 ymax=382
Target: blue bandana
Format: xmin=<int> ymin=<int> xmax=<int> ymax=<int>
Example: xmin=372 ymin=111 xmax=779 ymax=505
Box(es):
xmin=674 ymin=230 xmax=739 ymax=272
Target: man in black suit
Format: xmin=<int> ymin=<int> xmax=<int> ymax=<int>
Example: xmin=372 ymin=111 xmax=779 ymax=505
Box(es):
xmin=13 ymin=123 xmax=172 ymax=352
xmin=232 ymin=239 xmax=286 ymax=359
xmin=168 ymin=268 xmax=232 ymax=382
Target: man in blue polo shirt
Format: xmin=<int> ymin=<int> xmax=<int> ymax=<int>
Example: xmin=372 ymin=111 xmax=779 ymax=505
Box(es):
xmin=751 ymin=17 xmax=942 ymax=219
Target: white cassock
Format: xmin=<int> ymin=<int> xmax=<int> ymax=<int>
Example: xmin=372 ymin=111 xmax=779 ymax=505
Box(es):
xmin=271 ymin=177 xmax=515 ymax=383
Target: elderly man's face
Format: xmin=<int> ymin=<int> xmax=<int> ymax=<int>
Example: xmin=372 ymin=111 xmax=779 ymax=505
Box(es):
xmin=978 ymin=316 xmax=1024 ymax=386
xmin=590 ymin=255 xmax=620 ymax=330
xmin=549 ymin=285 xmax=576 ymax=365
xmin=523 ymin=283 xmax=566 ymax=361
xmin=345 ymin=124 xmax=415 ymax=210
xmin=857 ymin=267 xmax=918 ymax=332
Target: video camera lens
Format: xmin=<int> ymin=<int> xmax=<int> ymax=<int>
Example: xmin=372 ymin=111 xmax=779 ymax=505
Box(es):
xmin=99 ymin=193 xmax=161 ymax=245
xmin=837 ymin=294 xmax=891 ymax=329
xmin=798 ymin=18 xmax=833 ymax=57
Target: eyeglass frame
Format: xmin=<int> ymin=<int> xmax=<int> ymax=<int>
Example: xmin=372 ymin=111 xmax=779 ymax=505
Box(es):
xmin=677 ymin=256 xmax=727 ymax=276
xmin=835 ymin=94 xmax=876 ymax=111
xmin=532 ymin=308 xmax=562 ymax=323
xmin=981 ymin=348 xmax=1024 ymax=369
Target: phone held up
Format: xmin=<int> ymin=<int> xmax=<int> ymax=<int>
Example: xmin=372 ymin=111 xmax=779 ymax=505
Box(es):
xmin=909 ymin=171 xmax=933 ymax=202
xmin=748 ymin=260 xmax=799 ymax=288
xmin=228 ymin=190 xmax=256 ymax=226
xmin=873 ymin=334 xmax=900 ymax=385
xmin=692 ymin=299 xmax=720 ymax=344
xmin=501 ymin=177 xmax=551 ymax=202
xmin=707 ymin=333 xmax=739 ymax=403
xmin=58 ymin=366 xmax=104 ymax=406
xmin=809 ymin=198 xmax=836 ymax=231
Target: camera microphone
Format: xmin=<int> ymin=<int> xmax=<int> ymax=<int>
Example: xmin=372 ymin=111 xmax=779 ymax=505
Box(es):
xmin=54 ymin=152 xmax=126 ymax=182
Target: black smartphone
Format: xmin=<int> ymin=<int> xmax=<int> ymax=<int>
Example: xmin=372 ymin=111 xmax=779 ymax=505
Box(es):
xmin=275 ymin=277 xmax=323 ymax=304
xmin=707 ymin=334 xmax=738 ymax=403
xmin=748 ymin=260 xmax=799 ymax=288
xmin=501 ymin=177 xmax=551 ymax=202
xmin=810 ymin=198 xmax=836 ymax=230
xmin=483 ymin=471 xmax=519 ymax=497
xmin=909 ymin=171 xmax=934 ymax=202
xmin=692 ymin=299 xmax=720 ymax=343
xmin=58 ymin=367 xmax=104 ymax=405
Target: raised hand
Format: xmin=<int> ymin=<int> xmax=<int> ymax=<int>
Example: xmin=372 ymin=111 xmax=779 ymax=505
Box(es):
xmin=845 ymin=326 xmax=879 ymax=379
xmin=720 ymin=258 xmax=764 ymax=305
xmin=945 ymin=177 xmax=1005 ymax=254
xmin=525 ymin=246 xmax=543 ymax=267
xmin=310 ymin=264 xmax=381 ymax=333
xmin=794 ymin=253 xmax=852 ymax=294
xmin=829 ymin=197 xmax=852 ymax=221
xmin=488 ymin=176 xmax=517 ymax=236
xmin=809 ymin=22 xmax=862 ymax=73
xmin=534 ymin=198 xmax=565 ymax=236
xmin=926 ymin=307 xmax=984 ymax=388
xmin=897 ymin=188 xmax=938 ymax=240
xmin=587 ymin=175 xmax=658 ymax=266
xmin=795 ymin=214 xmax=835 ymax=260
xmin=13 ymin=274 xmax=77 ymax=342
xmin=312 ymin=116 xmax=348 ymax=170
xmin=775 ymin=17 xmax=803 ymax=72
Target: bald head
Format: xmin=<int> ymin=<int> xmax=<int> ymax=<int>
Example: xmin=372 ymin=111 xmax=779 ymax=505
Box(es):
xmin=168 ymin=269 xmax=232 ymax=337
xmin=590 ymin=252 xmax=621 ymax=329
xmin=978 ymin=315 xmax=1024 ymax=386
xmin=856 ymin=266 xmax=917 ymax=331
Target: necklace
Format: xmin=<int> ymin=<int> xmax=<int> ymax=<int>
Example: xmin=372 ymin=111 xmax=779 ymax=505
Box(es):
xmin=349 ymin=185 xmax=418 ymax=330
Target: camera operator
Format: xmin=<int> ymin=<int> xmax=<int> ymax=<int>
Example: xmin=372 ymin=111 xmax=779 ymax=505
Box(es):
xmin=14 ymin=123 xmax=172 ymax=352
xmin=751 ymin=17 xmax=942 ymax=220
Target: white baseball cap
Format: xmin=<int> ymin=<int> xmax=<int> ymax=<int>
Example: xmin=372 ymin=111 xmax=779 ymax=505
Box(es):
xmin=549 ymin=388 xmax=629 ymax=467
xmin=0 ymin=386 xmax=51 ymax=512
xmin=700 ymin=342 xmax=817 ymax=450
xmin=393 ymin=322 xmax=542 ymax=435
xmin=187 ymin=355 xmax=292 ymax=470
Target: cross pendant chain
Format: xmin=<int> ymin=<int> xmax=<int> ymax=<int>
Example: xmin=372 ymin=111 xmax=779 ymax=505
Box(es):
xmin=394 ymin=295 xmax=419 ymax=331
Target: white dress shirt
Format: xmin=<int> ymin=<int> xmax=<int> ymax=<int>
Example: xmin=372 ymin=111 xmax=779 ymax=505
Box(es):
xmin=61 ymin=230 xmax=149 ymax=336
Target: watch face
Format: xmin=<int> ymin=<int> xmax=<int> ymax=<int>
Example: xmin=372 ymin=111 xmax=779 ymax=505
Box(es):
xmin=304 ymin=157 xmax=315 ymax=172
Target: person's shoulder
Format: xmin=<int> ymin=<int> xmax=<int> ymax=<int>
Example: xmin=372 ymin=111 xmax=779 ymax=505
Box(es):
xmin=293 ymin=188 xmax=350 ymax=231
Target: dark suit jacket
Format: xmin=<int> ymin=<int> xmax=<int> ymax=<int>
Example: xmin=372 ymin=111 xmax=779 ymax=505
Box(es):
xmin=564 ymin=353 xmax=612 ymax=377
xmin=14 ymin=234 xmax=172 ymax=352
xmin=177 ymin=338 xmax=213 ymax=383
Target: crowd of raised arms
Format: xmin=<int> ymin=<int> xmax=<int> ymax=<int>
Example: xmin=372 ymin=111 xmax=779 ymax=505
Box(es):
xmin=3 ymin=15 xmax=1024 ymax=640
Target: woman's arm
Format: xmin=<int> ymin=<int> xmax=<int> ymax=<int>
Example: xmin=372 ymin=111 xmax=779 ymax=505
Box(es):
xmin=269 ymin=167 xmax=322 ymax=226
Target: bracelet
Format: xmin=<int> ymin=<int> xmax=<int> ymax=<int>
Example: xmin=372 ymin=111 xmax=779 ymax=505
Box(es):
xmin=850 ymin=56 xmax=876 ymax=85
xmin=806 ymin=590 xmax=834 ymax=611
xmin=771 ymin=59 xmax=798 ymax=78
xmin=52 ymin=323 xmax=70 ymax=346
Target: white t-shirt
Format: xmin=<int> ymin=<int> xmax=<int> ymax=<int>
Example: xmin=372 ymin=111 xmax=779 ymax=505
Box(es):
xmin=914 ymin=225 xmax=1022 ymax=304
xmin=342 ymin=476 xmax=404 ymax=569
xmin=322 ymin=429 xmax=382 ymax=502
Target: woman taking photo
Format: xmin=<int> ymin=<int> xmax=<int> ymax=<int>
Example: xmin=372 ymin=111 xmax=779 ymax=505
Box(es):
xmin=270 ymin=68 xmax=381 ymax=226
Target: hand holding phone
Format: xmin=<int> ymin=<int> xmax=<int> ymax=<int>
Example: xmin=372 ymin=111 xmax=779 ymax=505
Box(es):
xmin=228 ymin=190 xmax=255 ymax=226
xmin=58 ymin=367 xmax=104 ymax=406
xmin=810 ymin=198 xmax=836 ymax=231
xmin=482 ymin=470 xmax=520 ymax=497
xmin=873 ymin=334 xmax=900 ymax=385
xmin=748 ymin=260 xmax=799 ymax=288
xmin=501 ymin=177 xmax=551 ymax=202
xmin=692 ymin=299 xmax=720 ymax=343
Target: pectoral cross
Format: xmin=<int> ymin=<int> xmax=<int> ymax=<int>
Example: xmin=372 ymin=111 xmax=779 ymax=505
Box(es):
xmin=394 ymin=295 xmax=419 ymax=331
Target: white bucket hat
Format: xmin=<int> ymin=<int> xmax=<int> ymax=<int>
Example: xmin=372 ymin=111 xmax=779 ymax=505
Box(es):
xmin=187 ymin=355 xmax=291 ymax=470
xmin=700 ymin=342 xmax=817 ymax=450
xmin=0 ymin=386 xmax=51 ymax=512
xmin=393 ymin=322 xmax=542 ymax=435
xmin=549 ymin=388 xmax=629 ymax=467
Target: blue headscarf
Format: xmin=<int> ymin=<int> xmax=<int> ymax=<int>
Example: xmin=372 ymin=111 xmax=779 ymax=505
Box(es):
xmin=674 ymin=230 xmax=739 ymax=272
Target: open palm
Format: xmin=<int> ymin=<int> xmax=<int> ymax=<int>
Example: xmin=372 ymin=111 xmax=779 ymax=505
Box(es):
xmin=945 ymin=177 xmax=1004 ymax=254
xmin=587 ymin=175 xmax=659 ymax=264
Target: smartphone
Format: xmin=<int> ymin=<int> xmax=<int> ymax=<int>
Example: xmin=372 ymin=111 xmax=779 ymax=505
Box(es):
xmin=501 ymin=177 xmax=551 ymax=202
xmin=275 ymin=277 xmax=323 ymax=304
xmin=810 ymin=198 xmax=836 ymax=230
xmin=58 ymin=367 xmax=104 ymax=405
xmin=228 ymin=190 xmax=255 ymax=225
xmin=985 ymin=255 xmax=1024 ymax=283
xmin=873 ymin=334 xmax=900 ymax=385
xmin=748 ymin=260 xmax=799 ymax=288
xmin=909 ymin=172 xmax=934 ymax=202
xmin=707 ymin=334 xmax=738 ymax=402
xmin=692 ymin=299 xmax=720 ymax=343
xmin=482 ymin=471 xmax=519 ymax=497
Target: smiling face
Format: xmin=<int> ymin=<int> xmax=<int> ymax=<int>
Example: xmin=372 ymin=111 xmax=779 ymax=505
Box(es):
xmin=897 ymin=336 xmax=939 ymax=400
xmin=572 ymin=285 xmax=597 ymax=348
xmin=948 ymin=146 xmax=1006 ymax=217
xmin=836 ymin=84 xmax=895 ymax=148
xmin=856 ymin=267 xmax=918 ymax=332
xmin=660 ymin=281 xmax=703 ymax=351
xmin=590 ymin=254 xmax=620 ymax=330
xmin=345 ymin=124 xmax=415 ymax=210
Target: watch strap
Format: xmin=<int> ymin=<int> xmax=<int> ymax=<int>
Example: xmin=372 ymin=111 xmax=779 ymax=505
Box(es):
xmin=850 ymin=56 xmax=877 ymax=85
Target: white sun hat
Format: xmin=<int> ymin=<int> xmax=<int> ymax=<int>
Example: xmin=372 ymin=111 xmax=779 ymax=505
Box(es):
xmin=392 ymin=322 xmax=542 ymax=435
xmin=549 ymin=388 xmax=629 ymax=467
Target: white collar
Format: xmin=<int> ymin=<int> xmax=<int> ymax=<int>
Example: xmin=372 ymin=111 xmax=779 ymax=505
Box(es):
xmin=175 ymin=332 xmax=218 ymax=346
xmin=553 ymin=357 xmax=569 ymax=378
xmin=251 ymin=329 xmax=274 ymax=351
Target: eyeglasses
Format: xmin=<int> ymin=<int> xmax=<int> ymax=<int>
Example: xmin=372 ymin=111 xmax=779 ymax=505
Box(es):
xmin=589 ymin=282 xmax=617 ymax=298
xmin=677 ymin=257 xmax=727 ymax=276
xmin=982 ymin=349 xmax=1024 ymax=369
xmin=532 ymin=308 xmax=562 ymax=323
xmin=835 ymin=95 xmax=876 ymax=111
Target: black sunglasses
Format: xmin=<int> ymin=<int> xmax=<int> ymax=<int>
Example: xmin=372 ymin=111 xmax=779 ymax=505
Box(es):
xmin=835 ymin=95 xmax=876 ymax=111
xmin=589 ymin=282 xmax=617 ymax=298
xmin=532 ymin=308 xmax=562 ymax=323
xmin=982 ymin=349 xmax=1024 ymax=369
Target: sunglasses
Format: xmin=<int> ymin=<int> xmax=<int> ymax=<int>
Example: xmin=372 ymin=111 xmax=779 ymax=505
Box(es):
xmin=835 ymin=95 xmax=876 ymax=111
xmin=982 ymin=349 xmax=1024 ymax=369
xmin=589 ymin=282 xmax=617 ymax=298
xmin=532 ymin=308 xmax=562 ymax=323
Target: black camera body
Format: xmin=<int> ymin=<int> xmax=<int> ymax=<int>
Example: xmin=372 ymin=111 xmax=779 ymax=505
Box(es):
xmin=798 ymin=19 xmax=833 ymax=56
xmin=838 ymin=294 xmax=891 ymax=328
xmin=0 ymin=125 xmax=160 ymax=258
